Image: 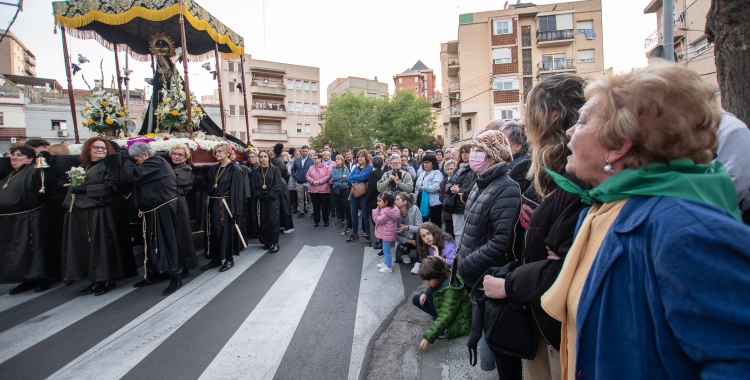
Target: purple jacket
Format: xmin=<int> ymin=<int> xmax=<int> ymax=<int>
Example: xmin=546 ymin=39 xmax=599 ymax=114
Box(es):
xmin=372 ymin=206 xmax=400 ymax=242
xmin=429 ymin=240 xmax=457 ymax=268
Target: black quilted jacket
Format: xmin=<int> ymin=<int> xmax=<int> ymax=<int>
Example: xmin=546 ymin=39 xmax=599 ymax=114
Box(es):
xmin=457 ymin=163 xmax=520 ymax=290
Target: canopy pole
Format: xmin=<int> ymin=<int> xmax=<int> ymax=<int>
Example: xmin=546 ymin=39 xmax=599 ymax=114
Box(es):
xmin=113 ymin=45 xmax=124 ymax=107
xmin=179 ymin=10 xmax=194 ymax=141
xmin=60 ymin=27 xmax=80 ymax=144
xmin=239 ymin=54 xmax=251 ymax=146
xmin=214 ymin=43 xmax=226 ymax=138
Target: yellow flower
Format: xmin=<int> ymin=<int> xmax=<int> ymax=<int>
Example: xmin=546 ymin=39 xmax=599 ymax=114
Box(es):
xmin=87 ymin=118 xmax=94 ymax=124
xmin=171 ymin=110 xmax=179 ymax=116
xmin=85 ymin=107 xmax=90 ymax=111
xmin=119 ymin=111 xmax=125 ymax=117
xmin=105 ymin=118 xmax=113 ymax=125
xmin=163 ymin=99 xmax=169 ymax=104
xmin=82 ymin=121 xmax=87 ymax=126
xmin=101 ymin=101 xmax=108 ymax=107
xmin=196 ymin=107 xmax=202 ymax=114
xmin=123 ymin=106 xmax=128 ymax=110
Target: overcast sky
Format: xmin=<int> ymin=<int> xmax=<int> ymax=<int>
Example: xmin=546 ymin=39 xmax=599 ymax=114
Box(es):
xmin=2 ymin=0 xmax=656 ymax=105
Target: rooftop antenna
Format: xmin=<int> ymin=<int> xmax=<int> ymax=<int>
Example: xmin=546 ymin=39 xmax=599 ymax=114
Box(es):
xmin=504 ymin=1 xmax=508 ymax=9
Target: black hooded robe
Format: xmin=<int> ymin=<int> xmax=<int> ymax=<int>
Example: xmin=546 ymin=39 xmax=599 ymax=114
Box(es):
xmin=194 ymin=162 xmax=245 ymax=262
xmin=271 ymin=156 xmax=294 ymax=231
xmin=250 ymin=165 xmax=282 ymax=246
xmin=172 ymin=162 xmax=199 ymax=270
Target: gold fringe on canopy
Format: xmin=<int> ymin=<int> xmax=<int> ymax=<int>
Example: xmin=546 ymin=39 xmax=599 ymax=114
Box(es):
xmin=53 ymin=2 xmax=244 ymax=60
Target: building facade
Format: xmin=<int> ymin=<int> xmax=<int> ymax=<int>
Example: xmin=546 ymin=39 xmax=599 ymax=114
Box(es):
xmin=0 ymin=30 xmax=37 ymax=77
xmin=440 ymin=0 xmax=604 ymax=146
xmin=327 ymin=76 xmax=388 ymax=103
xmin=393 ymin=61 xmax=437 ymax=100
xmin=643 ymin=0 xmax=718 ymax=93
xmin=209 ymin=56 xmax=321 ymax=151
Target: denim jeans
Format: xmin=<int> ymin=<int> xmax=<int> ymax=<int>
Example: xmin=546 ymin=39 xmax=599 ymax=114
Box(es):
xmin=411 ymin=285 xmax=437 ymax=319
xmin=481 ymin=331 xmax=497 ymax=371
xmin=349 ymin=195 xmax=369 ymax=236
xmin=382 ymin=240 xmax=393 ymax=268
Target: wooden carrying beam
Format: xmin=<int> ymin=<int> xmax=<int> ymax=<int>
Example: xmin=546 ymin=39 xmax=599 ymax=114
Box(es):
xmin=60 ymin=27 xmax=80 ymax=143
xmin=214 ymin=43 xmax=226 ymax=138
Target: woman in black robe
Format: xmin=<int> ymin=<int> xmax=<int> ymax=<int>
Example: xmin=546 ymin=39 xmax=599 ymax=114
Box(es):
xmin=170 ymin=144 xmax=198 ymax=278
xmin=251 ymin=151 xmax=281 ymax=253
xmin=0 ymin=146 xmax=56 ymax=294
xmin=272 ymin=143 xmax=294 ymax=233
xmin=194 ymin=143 xmax=245 ymax=272
xmin=240 ymin=151 xmax=257 ymax=240
xmin=61 ymin=138 xmax=138 ymax=296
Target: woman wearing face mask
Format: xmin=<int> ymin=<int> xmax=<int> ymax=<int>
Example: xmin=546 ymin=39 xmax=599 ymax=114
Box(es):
xmin=456 ymin=130 xmax=522 ymax=380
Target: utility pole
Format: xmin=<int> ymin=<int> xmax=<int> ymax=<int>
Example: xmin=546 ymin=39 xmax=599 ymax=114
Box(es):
xmin=663 ymin=0 xmax=675 ymax=61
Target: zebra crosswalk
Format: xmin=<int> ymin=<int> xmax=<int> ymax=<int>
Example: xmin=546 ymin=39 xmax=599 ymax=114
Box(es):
xmin=0 ymin=243 xmax=421 ymax=380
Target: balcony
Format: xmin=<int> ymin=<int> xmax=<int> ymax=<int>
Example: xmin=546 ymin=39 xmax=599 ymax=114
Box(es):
xmin=24 ymin=64 xmax=36 ymax=76
xmin=451 ymin=135 xmax=460 ymax=143
xmin=447 ymin=57 xmax=459 ymax=77
xmin=536 ymin=29 xmax=575 ymax=47
xmin=537 ymin=59 xmax=576 ymax=77
xmin=249 ymin=108 xmax=287 ymax=119
xmin=24 ymin=55 xmax=36 ymax=66
xmin=448 ymin=81 xmax=460 ymax=95
xmin=449 ymin=106 xmax=461 ymax=120
xmin=249 ymin=84 xmax=286 ymax=98
xmin=251 ymin=128 xmax=288 ymax=141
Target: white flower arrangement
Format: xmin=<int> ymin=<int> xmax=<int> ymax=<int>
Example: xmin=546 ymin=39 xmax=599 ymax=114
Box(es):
xmin=154 ymin=67 xmax=205 ymax=132
xmin=68 ymin=133 xmax=250 ymax=156
xmin=80 ymin=90 xmax=130 ymax=137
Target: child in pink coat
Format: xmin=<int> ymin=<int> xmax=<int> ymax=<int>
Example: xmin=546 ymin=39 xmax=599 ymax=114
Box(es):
xmin=372 ymin=193 xmax=400 ymax=273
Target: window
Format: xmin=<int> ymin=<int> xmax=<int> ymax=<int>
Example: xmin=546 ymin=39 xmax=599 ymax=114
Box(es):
xmin=493 ymin=19 xmax=512 ymax=35
xmin=297 ymin=123 xmax=303 ymax=133
xmin=287 ymin=101 xmax=294 ymax=111
xmin=230 ymin=105 xmax=236 ymax=115
xmin=398 ymin=78 xmax=403 ymax=84
xmin=523 ymin=77 xmax=533 ymax=100
xmin=303 ymin=81 xmax=310 ymax=91
xmin=304 ymin=103 xmax=310 ymax=113
xmin=295 ymin=102 xmax=302 ymax=112
xmin=51 ymin=120 xmax=67 ymax=130
xmin=415 ymin=86 xmax=419 ymax=91
xmin=414 ymin=77 xmax=419 ymax=83
xmin=493 ymin=77 xmax=519 ymax=91
xmin=268 ymin=81 xmax=279 ymax=88
xmin=492 ymin=48 xmax=512 ymax=64
xmin=576 ymin=20 xmax=594 ymax=32
xmin=287 ymin=79 xmax=294 ymax=90
xmin=0 ymin=112 xmax=4 ymax=126
xmin=311 ymin=82 xmax=318 ymax=92
xmin=229 ymin=82 xmax=235 ymax=93
xmin=578 ymin=49 xmax=595 ymax=63
xmin=494 ymin=106 xmax=519 ymax=120
xmin=239 ymin=106 xmax=245 ymax=115
xmin=366 ymin=92 xmax=377 ymax=97
xmin=541 ymin=54 xmax=567 ymax=70
xmin=295 ymin=80 xmax=302 ymax=90
xmin=538 ymin=16 xmax=556 ymax=32
xmin=228 ymin=62 xmax=235 ymax=72
xmin=312 ymin=103 xmax=318 ymax=112
xmin=521 ymin=26 xmax=531 ymax=47
xmin=466 ymin=119 xmax=472 ymax=132
xmin=304 ymin=124 xmax=311 ymax=134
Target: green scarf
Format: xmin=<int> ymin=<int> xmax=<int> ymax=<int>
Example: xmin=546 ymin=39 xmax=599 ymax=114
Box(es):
xmin=543 ymin=158 xmax=741 ymax=221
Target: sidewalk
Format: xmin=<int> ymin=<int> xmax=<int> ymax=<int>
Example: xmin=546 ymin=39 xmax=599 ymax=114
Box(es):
xmin=365 ymin=284 xmax=497 ymax=380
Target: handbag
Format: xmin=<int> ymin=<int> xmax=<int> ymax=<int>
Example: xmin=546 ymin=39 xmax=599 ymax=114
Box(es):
xmin=466 ymin=262 xmax=538 ymax=364
xmin=351 ymin=181 xmax=368 ymax=198
xmin=419 ymin=188 xmax=431 ymax=218
xmin=442 ymin=193 xmax=456 ymax=213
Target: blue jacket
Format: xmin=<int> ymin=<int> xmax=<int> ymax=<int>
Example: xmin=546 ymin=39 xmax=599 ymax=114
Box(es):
xmin=331 ymin=166 xmax=351 ymax=190
xmin=348 ymin=164 xmax=373 ymax=184
xmin=291 ymin=156 xmax=314 ymax=184
xmin=574 ymin=196 xmax=750 ymax=380
xmin=416 ymin=169 xmax=444 ymax=206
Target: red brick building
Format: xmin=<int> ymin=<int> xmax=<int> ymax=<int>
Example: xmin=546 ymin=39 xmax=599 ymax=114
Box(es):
xmin=392 ymin=60 xmax=436 ymax=100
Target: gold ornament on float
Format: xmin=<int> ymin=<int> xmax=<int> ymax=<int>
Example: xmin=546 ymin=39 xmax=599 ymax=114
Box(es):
xmin=149 ymin=34 xmax=176 ymax=57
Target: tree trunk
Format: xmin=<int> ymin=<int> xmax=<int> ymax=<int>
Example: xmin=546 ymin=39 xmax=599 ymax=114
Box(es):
xmin=705 ymin=0 xmax=750 ymax=127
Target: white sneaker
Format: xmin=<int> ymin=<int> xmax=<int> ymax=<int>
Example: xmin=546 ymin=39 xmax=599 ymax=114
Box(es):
xmin=401 ymin=255 xmax=412 ymax=264
xmin=377 ymin=263 xmax=386 ymax=269
xmin=379 ymin=266 xmax=393 ymax=273
xmin=411 ymin=262 xmax=420 ymax=275
xmin=283 ymin=228 xmax=294 ymax=234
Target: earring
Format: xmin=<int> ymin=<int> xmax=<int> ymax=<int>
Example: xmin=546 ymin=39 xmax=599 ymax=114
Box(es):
xmin=604 ymin=161 xmax=614 ymax=174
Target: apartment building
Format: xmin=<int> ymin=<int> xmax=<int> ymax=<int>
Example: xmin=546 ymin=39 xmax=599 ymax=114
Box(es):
xmin=440 ymin=0 xmax=604 ymax=146
xmin=213 ymin=56 xmax=320 ymax=150
xmin=0 ymin=30 xmax=37 ymax=77
xmin=643 ymin=0 xmax=717 ymax=93
xmin=393 ymin=60 xmax=437 ymax=100
xmin=327 ymin=76 xmax=388 ymax=103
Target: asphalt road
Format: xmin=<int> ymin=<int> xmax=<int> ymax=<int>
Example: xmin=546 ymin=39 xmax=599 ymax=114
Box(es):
xmin=0 ymin=214 xmax=422 ymax=380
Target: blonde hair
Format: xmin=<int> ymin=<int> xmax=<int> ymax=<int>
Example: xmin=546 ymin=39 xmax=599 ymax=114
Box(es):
xmin=586 ymin=60 xmax=719 ymax=168
xmin=47 ymin=144 xmax=70 ymax=155
xmin=213 ymin=143 xmax=234 ymax=160
xmin=170 ymin=144 xmax=191 ymax=160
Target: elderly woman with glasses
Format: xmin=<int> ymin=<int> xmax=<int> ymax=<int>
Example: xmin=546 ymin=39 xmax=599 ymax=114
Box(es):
xmin=61 ymin=138 xmax=138 ymax=296
xmin=193 ymin=143 xmax=245 ymax=273
xmin=169 ymin=144 xmax=199 ymax=278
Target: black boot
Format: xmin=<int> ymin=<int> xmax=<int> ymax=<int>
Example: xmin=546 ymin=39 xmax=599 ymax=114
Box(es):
xmin=180 ymin=269 xmax=189 ymax=279
xmin=94 ymin=281 xmax=116 ymax=296
xmin=8 ymin=282 xmax=36 ymax=295
xmin=34 ymin=278 xmax=51 ymax=293
xmin=80 ymin=281 xmax=99 ymax=296
xmin=162 ymin=275 xmax=183 ymax=296
xmin=201 ymin=260 xmax=221 ymax=271
xmin=219 ymin=260 xmax=234 ymax=272
xmin=269 ymin=244 xmax=280 ymax=253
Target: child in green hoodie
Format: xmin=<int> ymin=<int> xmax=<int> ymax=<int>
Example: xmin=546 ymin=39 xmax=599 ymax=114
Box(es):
xmin=412 ymin=256 xmax=472 ymax=350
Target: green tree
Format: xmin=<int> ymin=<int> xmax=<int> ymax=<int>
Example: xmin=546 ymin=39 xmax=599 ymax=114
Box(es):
xmin=310 ymin=89 xmax=438 ymax=151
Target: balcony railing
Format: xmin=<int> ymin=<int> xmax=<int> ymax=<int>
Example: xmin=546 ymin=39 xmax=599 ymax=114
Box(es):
xmin=24 ymin=55 xmax=36 ymax=66
xmin=644 ymin=28 xmax=659 ymax=53
xmin=448 ymin=81 xmax=460 ymax=93
xmin=449 ymin=106 xmax=461 ymax=118
xmin=451 ymin=135 xmax=460 ymax=143
xmin=536 ymin=29 xmax=574 ymax=43
xmin=538 ymin=59 xmax=576 ymax=72
xmin=249 ymin=108 xmax=287 ymax=118
xmin=251 ymin=128 xmax=288 ymax=141
xmin=249 ymin=85 xmax=286 ymax=97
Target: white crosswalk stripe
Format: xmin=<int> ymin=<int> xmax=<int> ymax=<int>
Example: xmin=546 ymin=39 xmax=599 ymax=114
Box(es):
xmin=199 ymin=245 xmax=334 ymax=380
xmin=0 ymin=280 xmax=137 ymax=365
xmin=0 ymin=282 xmax=64 ymax=314
xmin=348 ymin=247 xmax=404 ymax=380
xmin=48 ymin=246 xmax=268 ymax=380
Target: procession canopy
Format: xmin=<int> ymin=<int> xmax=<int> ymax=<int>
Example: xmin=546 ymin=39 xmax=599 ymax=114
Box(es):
xmin=52 ymin=0 xmax=245 ymax=62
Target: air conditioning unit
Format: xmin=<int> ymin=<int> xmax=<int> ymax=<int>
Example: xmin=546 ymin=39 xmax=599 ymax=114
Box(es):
xmin=455 ymin=93 xmax=461 ymax=99
xmin=57 ymin=130 xmax=69 ymax=137
xmin=251 ymin=72 xmax=256 ymax=78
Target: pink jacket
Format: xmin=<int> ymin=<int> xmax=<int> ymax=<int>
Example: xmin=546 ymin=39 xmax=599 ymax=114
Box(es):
xmin=306 ymin=164 xmax=332 ymax=193
xmin=372 ymin=206 xmax=400 ymax=242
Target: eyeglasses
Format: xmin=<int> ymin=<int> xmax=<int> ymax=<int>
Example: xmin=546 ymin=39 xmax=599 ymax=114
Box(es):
xmin=92 ymin=146 xmax=107 ymax=151
xmin=171 ymin=153 xmax=186 ymax=157
xmin=214 ymin=150 xmax=225 ymax=155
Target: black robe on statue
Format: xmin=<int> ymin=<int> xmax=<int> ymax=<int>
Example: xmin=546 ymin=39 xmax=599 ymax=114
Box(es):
xmin=61 ymin=158 xmax=138 ymax=282
xmin=120 ymin=154 xmax=181 ymax=274
xmin=250 ymin=165 xmax=281 ymax=246
xmin=271 ymin=156 xmax=294 ymax=231
xmin=194 ymin=162 xmax=245 ymax=263
xmin=172 ymin=162 xmax=199 ymax=270
xmin=0 ymin=158 xmax=57 ymax=283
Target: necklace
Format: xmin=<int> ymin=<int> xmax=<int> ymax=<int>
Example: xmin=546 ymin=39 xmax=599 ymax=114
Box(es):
xmin=214 ymin=164 xmax=229 ymax=188
xmin=261 ymin=166 xmax=269 ymax=189
xmin=2 ymin=164 xmax=29 ymax=190
xmin=85 ymin=160 xmax=102 ymax=175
